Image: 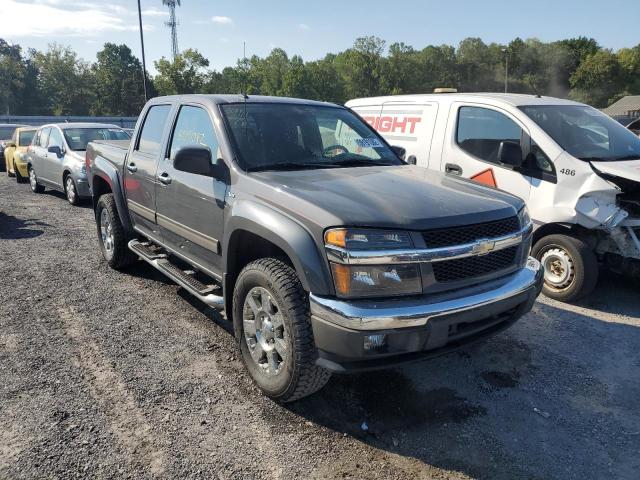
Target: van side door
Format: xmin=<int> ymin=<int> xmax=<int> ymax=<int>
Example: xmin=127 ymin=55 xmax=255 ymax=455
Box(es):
xmin=154 ymin=104 xmax=228 ymax=277
xmin=124 ymin=104 xmax=173 ymax=239
xmin=441 ymin=103 xmax=533 ymax=201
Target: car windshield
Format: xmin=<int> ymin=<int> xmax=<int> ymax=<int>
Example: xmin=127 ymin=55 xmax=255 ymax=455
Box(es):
xmin=220 ymin=103 xmax=402 ymax=171
xmin=19 ymin=130 xmax=36 ymax=146
xmin=520 ymin=105 xmax=640 ymax=162
xmin=0 ymin=127 xmax=17 ymax=139
xmin=62 ymin=127 xmax=130 ymax=151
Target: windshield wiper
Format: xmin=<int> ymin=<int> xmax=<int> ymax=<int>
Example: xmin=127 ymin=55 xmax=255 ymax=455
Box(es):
xmin=246 ymin=162 xmax=336 ymax=172
xmin=323 ymin=158 xmax=397 ymax=167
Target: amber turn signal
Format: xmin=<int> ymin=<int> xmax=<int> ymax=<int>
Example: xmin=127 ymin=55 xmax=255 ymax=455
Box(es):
xmin=324 ymin=229 xmax=347 ymax=248
xmin=330 ymin=263 xmax=351 ymax=296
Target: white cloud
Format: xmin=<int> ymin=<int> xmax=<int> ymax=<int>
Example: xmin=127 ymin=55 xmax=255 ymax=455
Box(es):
xmin=212 ymin=15 xmax=233 ymax=25
xmin=142 ymin=8 xmax=168 ymax=17
xmin=298 ymin=23 xmax=310 ymax=30
xmin=0 ymin=0 xmax=138 ymax=37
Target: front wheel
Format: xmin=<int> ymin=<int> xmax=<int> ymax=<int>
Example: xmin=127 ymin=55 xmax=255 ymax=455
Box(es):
xmin=532 ymin=234 xmax=598 ymax=302
xmin=65 ymin=175 xmax=80 ymax=206
xmin=233 ymin=258 xmax=331 ymax=402
xmin=95 ymin=194 xmax=137 ymax=270
xmin=15 ymin=165 xmax=27 ymax=184
xmin=28 ymin=166 xmax=45 ymax=193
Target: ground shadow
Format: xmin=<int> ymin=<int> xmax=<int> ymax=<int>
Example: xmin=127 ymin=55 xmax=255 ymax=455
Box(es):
xmin=0 ymin=211 xmax=48 ymax=239
xmin=43 ymin=190 xmax=92 ymax=209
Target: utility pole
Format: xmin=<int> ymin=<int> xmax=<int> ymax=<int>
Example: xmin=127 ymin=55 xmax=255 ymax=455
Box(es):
xmin=137 ymin=0 xmax=148 ymax=101
xmin=503 ymin=48 xmax=509 ymax=93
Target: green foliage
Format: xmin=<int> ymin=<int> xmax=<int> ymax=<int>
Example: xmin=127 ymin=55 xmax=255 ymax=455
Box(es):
xmin=0 ymin=36 xmax=638 ymax=115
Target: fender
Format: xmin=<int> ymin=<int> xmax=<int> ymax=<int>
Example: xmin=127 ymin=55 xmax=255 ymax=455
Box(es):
xmin=223 ymin=199 xmax=333 ymax=296
xmin=92 ymin=156 xmax=134 ymax=235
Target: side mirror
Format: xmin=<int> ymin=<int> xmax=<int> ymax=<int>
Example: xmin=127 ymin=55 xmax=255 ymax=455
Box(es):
xmin=406 ymin=155 xmax=417 ymax=165
xmin=48 ymin=145 xmax=63 ymax=157
xmin=497 ymin=141 xmax=523 ymax=167
xmin=391 ymin=145 xmax=406 ymax=161
xmin=173 ymin=145 xmax=214 ymax=176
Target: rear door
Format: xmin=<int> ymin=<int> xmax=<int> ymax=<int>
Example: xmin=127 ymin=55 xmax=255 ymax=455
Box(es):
xmin=155 ymin=104 xmax=227 ymax=276
xmin=441 ymin=103 xmax=533 ymax=201
xmin=124 ymin=104 xmax=173 ymax=239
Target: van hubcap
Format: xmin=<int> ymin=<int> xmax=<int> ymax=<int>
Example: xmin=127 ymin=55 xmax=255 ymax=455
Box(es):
xmin=243 ymin=287 xmax=288 ymax=376
xmin=100 ymin=209 xmax=114 ymax=258
xmin=541 ymin=248 xmax=574 ymax=289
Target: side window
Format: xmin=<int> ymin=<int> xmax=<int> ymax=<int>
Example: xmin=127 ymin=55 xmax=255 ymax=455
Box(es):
xmin=39 ymin=128 xmax=51 ymax=148
xmin=169 ymin=105 xmax=219 ymax=161
xmin=32 ymin=130 xmax=40 ymax=147
xmin=529 ymin=140 xmax=554 ymax=173
xmin=137 ymin=105 xmax=172 ymax=155
xmin=48 ymin=128 xmax=64 ymax=148
xmin=456 ymin=106 xmax=522 ymax=164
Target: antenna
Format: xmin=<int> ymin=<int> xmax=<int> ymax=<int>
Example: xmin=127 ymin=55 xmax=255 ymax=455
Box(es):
xmin=241 ymin=41 xmax=248 ymax=99
xmin=163 ymin=0 xmax=180 ymax=60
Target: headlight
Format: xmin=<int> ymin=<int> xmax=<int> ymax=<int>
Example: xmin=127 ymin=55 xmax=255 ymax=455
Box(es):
xmin=325 ymin=228 xmax=422 ymax=298
xmin=518 ymin=205 xmax=531 ymax=228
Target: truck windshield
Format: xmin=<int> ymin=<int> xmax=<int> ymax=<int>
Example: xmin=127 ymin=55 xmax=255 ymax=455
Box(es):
xmin=519 ymin=105 xmax=640 ymax=162
xmin=220 ymin=103 xmax=402 ymax=171
xmin=63 ymin=127 xmax=130 ymax=151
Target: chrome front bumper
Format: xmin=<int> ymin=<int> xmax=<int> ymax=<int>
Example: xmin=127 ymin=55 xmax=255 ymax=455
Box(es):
xmin=310 ymin=257 xmax=543 ymax=331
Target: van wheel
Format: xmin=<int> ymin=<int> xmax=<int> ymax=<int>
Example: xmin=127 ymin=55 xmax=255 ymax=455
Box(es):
xmin=28 ymin=166 xmax=45 ymax=193
xmin=233 ymin=258 xmax=331 ymax=402
xmin=96 ymin=194 xmax=137 ymax=270
xmin=532 ymin=234 xmax=598 ymax=302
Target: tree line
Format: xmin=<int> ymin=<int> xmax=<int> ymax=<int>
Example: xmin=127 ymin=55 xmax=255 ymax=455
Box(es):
xmin=1 ymin=36 xmax=639 ymax=116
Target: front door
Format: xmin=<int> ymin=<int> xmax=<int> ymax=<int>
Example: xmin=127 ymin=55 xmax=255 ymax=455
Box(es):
xmin=45 ymin=127 xmax=65 ymax=188
xmin=441 ymin=103 xmax=533 ymax=201
xmin=155 ymin=104 xmax=227 ymax=276
xmin=32 ymin=127 xmax=51 ymax=183
xmin=124 ymin=104 xmax=173 ymax=239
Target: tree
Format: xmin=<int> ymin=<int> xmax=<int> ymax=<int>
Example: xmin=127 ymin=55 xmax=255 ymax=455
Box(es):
xmin=154 ymin=48 xmax=209 ymax=95
xmin=570 ymin=50 xmax=624 ymax=106
xmin=335 ymin=36 xmax=386 ymax=98
xmin=91 ymin=43 xmax=148 ymax=116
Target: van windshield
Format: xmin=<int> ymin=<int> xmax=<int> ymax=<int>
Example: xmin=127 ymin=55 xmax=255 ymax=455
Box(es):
xmin=519 ymin=105 xmax=640 ymax=162
xmin=220 ymin=103 xmax=402 ymax=171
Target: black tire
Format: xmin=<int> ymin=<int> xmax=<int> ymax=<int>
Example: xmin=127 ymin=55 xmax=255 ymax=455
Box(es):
xmin=28 ymin=166 xmax=45 ymax=193
xmin=95 ymin=194 xmax=137 ymax=270
xmin=15 ymin=166 xmax=27 ymax=184
xmin=233 ymin=258 xmax=331 ymax=402
xmin=532 ymin=234 xmax=598 ymax=302
xmin=64 ymin=174 xmax=80 ymax=206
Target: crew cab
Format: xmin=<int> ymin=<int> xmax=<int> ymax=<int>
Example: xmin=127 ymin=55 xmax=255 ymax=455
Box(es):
xmin=347 ymin=93 xmax=640 ymax=301
xmin=86 ymin=94 xmax=543 ymax=401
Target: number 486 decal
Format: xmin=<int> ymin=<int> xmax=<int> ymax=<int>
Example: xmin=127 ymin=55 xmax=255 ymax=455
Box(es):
xmin=560 ymin=168 xmax=576 ymax=176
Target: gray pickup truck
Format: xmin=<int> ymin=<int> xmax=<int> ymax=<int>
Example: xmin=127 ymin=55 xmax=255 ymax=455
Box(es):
xmin=86 ymin=94 xmax=543 ymax=402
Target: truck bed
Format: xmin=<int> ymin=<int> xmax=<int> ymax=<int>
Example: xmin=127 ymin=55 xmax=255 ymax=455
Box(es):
xmin=87 ymin=139 xmax=131 ymax=170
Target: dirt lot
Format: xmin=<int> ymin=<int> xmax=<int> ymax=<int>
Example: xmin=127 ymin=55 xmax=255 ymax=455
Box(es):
xmin=1 ymin=172 xmax=639 ymax=480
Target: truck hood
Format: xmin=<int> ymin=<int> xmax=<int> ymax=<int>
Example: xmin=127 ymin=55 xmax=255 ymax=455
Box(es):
xmin=591 ymin=159 xmax=640 ymax=183
xmin=251 ymin=165 xmax=523 ymax=230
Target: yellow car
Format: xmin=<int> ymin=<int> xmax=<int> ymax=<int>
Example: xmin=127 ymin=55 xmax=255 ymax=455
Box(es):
xmin=5 ymin=127 xmax=36 ymax=183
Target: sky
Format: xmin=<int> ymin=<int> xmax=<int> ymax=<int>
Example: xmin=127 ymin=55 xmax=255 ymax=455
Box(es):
xmin=1 ymin=0 xmax=638 ymax=73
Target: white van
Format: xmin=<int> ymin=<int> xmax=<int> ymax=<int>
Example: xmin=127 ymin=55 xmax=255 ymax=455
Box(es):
xmin=345 ymin=93 xmax=640 ymax=301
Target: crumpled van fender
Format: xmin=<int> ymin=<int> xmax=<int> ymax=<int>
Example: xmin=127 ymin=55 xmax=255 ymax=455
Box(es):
xmin=92 ymin=156 xmax=134 ymax=235
xmin=223 ymin=199 xmax=333 ymax=296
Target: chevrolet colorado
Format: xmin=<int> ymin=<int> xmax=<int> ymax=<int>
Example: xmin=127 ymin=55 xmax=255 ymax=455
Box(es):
xmin=86 ymin=95 xmax=543 ymax=402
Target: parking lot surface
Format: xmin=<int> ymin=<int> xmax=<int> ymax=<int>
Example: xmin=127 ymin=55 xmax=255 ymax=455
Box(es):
xmin=1 ymin=173 xmax=639 ymax=479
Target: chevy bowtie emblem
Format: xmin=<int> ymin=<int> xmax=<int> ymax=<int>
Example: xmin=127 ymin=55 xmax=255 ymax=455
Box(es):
xmin=472 ymin=239 xmax=496 ymax=255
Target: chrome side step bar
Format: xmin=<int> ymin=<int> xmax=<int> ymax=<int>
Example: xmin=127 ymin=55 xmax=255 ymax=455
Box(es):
xmin=128 ymin=240 xmax=224 ymax=309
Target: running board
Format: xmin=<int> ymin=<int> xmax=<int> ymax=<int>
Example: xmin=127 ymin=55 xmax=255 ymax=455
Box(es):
xmin=128 ymin=240 xmax=224 ymax=309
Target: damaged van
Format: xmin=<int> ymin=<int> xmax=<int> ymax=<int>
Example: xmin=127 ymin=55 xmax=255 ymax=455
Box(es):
xmin=346 ymin=93 xmax=640 ymax=301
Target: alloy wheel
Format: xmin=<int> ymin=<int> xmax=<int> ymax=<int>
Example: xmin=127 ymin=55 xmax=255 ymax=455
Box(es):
xmin=100 ymin=208 xmax=114 ymax=259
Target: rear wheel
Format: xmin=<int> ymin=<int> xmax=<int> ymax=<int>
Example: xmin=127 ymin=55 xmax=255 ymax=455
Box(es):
xmin=233 ymin=258 xmax=331 ymax=402
xmin=532 ymin=234 xmax=598 ymax=302
xmin=28 ymin=166 xmax=45 ymax=193
xmin=95 ymin=194 xmax=137 ymax=270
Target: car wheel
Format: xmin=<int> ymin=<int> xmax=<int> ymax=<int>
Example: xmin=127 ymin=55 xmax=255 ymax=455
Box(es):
xmin=65 ymin=175 xmax=79 ymax=206
xmin=28 ymin=166 xmax=45 ymax=193
xmin=233 ymin=258 xmax=331 ymax=402
xmin=532 ymin=234 xmax=598 ymax=302
xmin=95 ymin=193 xmax=137 ymax=270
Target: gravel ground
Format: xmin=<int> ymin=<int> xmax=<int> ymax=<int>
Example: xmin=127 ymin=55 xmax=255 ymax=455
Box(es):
xmin=1 ymin=172 xmax=639 ymax=480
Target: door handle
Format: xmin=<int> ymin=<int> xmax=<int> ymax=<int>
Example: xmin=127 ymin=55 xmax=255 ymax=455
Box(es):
xmin=445 ymin=163 xmax=463 ymax=175
xmin=157 ymin=172 xmax=172 ymax=185
xmin=127 ymin=163 xmax=137 ymax=173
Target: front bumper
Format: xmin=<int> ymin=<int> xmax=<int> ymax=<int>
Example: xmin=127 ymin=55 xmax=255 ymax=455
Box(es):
xmin=310 ymin=257 xmax=544 ymax=372
xmin=75 ymin=176 xmax=91 ymax=198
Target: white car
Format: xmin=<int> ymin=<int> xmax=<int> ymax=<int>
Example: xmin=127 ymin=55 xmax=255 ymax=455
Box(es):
xmin=345 ymin=93 xmax=640 ymax=302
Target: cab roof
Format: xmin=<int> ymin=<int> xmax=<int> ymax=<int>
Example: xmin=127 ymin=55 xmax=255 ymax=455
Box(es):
xmin=149 ymin=94 xmax=341 ymax=108
xmin=347 ymin=92 xmax=585 ymax=108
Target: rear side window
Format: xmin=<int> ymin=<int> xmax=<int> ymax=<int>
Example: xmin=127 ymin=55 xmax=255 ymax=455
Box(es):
xmin=456 ymin=107 xmax=522 ymax=164
xmin=169 ymin=106 xmax=219 ymax=160
xmin=137 ymin=105 xmax=172 ymax=155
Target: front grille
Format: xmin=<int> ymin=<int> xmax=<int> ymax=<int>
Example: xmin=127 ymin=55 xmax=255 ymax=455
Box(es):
xmin=423 ymin=216 xmax=520 ymax=248
xmin=432 ymin=246 xmax=518 ymax=282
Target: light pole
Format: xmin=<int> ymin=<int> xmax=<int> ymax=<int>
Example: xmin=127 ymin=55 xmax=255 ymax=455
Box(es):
xmin=502 ymin=48 xmax=508 ymax=93
xmin=137 ymin=0 xmax=148 ymax=102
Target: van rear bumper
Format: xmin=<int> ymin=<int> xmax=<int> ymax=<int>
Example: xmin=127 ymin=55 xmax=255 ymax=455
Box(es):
xmin=309 ymin=257 xmax=543 ymax=373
